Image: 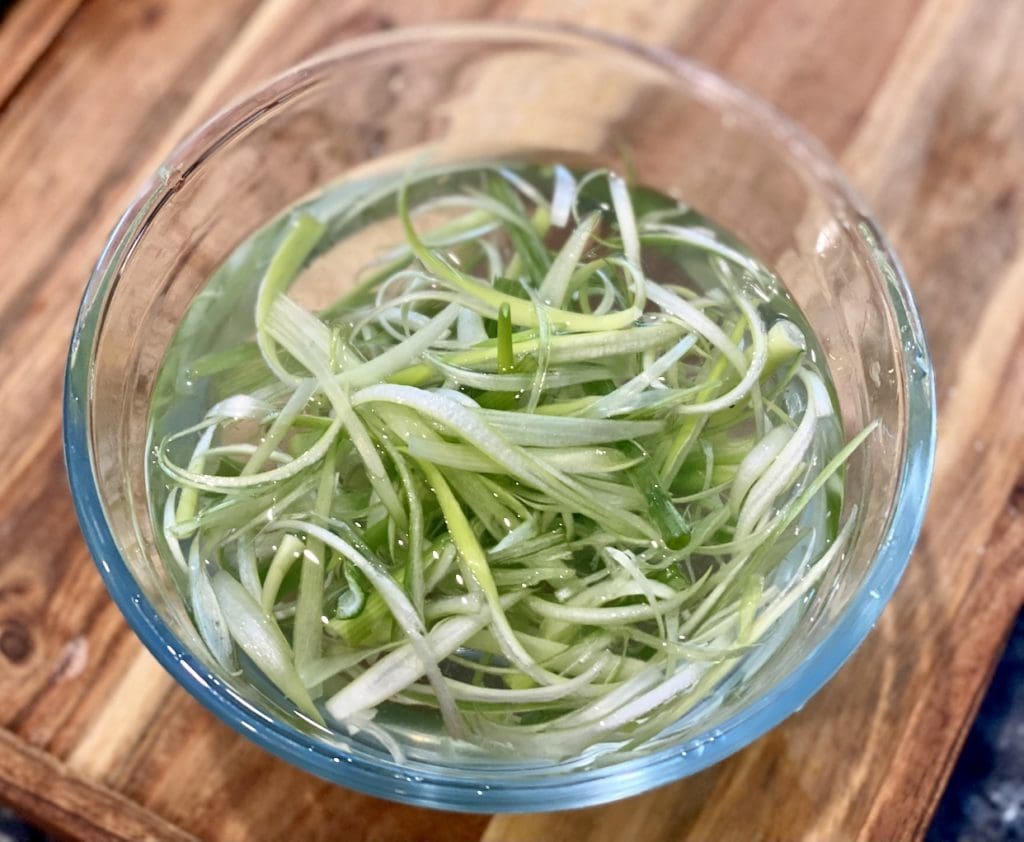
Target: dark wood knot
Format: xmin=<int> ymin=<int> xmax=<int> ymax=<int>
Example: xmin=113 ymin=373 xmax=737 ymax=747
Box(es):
xmin=0 ymin=622 xmax=32 ymax=663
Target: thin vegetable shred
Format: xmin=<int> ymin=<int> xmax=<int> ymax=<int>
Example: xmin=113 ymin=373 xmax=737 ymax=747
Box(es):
xmin=148 ymin=164 xmax=872 ymax=762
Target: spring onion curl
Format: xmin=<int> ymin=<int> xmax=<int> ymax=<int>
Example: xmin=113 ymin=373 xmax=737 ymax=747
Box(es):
xmin=152 ymin=163 xmax=873 ymax=761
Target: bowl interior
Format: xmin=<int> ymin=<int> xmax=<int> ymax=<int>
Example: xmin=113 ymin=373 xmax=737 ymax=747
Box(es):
xmin=65 ymin=23 xmax=934 ymax=810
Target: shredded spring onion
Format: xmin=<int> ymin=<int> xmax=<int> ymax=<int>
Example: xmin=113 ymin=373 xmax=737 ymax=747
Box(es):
xmin=151 ymin=163 xmax=871 ymax=761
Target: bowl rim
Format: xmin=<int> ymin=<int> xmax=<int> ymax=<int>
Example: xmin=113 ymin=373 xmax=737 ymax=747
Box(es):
xmin=63 ymin=20 xmax=937 ymax=812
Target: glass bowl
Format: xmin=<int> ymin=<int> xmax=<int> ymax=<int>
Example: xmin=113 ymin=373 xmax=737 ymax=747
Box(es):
xmin=63 ymin=22 xmax=935 ymax=812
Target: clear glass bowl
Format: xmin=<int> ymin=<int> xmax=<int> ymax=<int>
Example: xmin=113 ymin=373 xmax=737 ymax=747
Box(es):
xmin=64 ymin=22 xmax=935 ymax=812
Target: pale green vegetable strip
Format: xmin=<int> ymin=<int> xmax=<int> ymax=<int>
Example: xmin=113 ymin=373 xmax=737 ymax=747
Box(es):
xmin=337 ymin=303 xmax=459 ymax=389
xmin=292 ymin=443 xmax=337 ymax=671
xmin=237 ymin=536 xmax=262 ymax=602
xmin=538 ymin=210 xmax=600 ymax=307
xmin=158 ymin=415 xmax=343 ymax=492
xmin=174 ymin=425 xmax=215 ymax=530
xmin=254 ymin=214 xmax=326 ymax=384
xmin=212 ymin=571 xmax=322 ymax=723
xmin=240 ymin=379 xmax=316 ymax=476
xmin=261 ymin=534 xmax=304 ymax=614
xmin=388 ymin=321 xmax=684 ymax=386
xmin=416 ymin=460 xmax=551 ymax=684
xmin=729 ymin=425 xmax=791 ymax=514
xmin=429 ymin=654 xmax=610 ymax=704
xmin=188 ymin=540 xmax=234 ymax=670
xmin=608 ymin=173 xmax=640 ymax=269
xmin=326 ymin=610 xmax=491 ymax=721
xmin=389 ymin=443 xmax=426 ymax=616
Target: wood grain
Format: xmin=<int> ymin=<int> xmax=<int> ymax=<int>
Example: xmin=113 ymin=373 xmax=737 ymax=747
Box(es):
xmin=0 ymin=730 xmax=198 ymax=842
xmin=0 ymin=0 xmax=1022 ymax=840
xmin=0 ymin=0 xmax=81 ymax=107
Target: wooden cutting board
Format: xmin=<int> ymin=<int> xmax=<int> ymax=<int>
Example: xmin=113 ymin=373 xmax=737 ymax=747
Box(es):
xmin=1 ymin=1 xmax=1022 ymax=839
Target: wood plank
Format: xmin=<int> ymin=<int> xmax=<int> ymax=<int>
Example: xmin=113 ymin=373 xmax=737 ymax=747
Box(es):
xmin=105 ymin=691 xmax=489 ymax=842
xmin=0 ymin=0 xmax=82 ymax=106
xmin=666 ymin=0 xmax=922 ymax=154
xmin=1 ymin=0 xmax=1022 ymax=839
xmin=0 ymin=729 xmax=198 ymax=842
